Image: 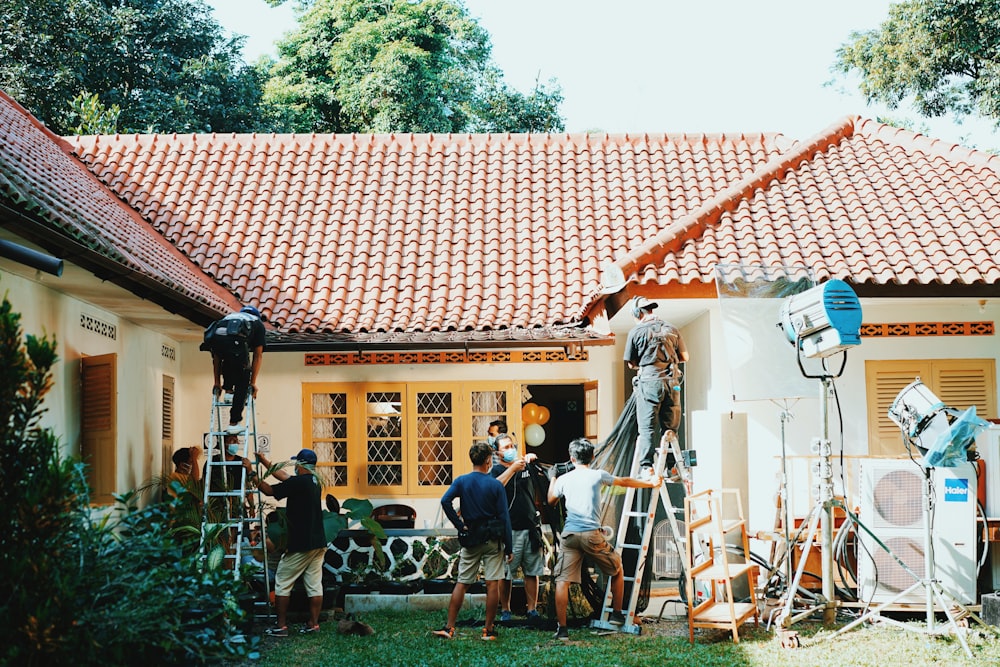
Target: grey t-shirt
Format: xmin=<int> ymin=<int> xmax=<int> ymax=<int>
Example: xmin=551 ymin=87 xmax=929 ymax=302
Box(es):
xmin=551 ymin=466 xmax=614 ymax=533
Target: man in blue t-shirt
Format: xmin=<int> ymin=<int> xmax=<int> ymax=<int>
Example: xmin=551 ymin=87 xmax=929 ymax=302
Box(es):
xmin=547 ymin=437 xmax=660 ymax=641
xmin=432 ymin=442 xmax=512 ymax=641
xmin=245 ymin=448 xmax=327 ymax=636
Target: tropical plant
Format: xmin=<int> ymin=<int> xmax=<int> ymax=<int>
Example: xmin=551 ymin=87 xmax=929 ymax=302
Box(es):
xmin=0 ymin=291 xmax=250 ymax=665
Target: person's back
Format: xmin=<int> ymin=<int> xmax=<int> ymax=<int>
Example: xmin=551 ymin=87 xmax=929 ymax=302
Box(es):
xmin=555 ymin=466 xmax=611 ymax=533
xmin=202 ymin=305 xmax=266 ymax=433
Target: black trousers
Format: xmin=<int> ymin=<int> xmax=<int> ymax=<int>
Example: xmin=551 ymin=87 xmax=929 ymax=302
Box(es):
xmin=221 ymin=364 xmax=251 ymax=425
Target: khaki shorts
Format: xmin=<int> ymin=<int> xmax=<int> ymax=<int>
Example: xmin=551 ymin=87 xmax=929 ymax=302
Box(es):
xmin=505 ymin=528 xmax=544 ymax=579
xmin=274 ymin=547 xmax=326 ymax=597
xmin=554 ymin=530 xmax=622 ymax=583
xmin=456 ymin=539 xmax=505 ymax=584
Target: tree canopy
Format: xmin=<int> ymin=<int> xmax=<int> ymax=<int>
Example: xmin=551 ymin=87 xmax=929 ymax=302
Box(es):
xmin=835 ymin=0 xmax=1000 ymax=124
xmin=0 ymin=0 xmax=267 ymax=135
xmin=261 ymin=0 xmax=564 ymax=133
xmin=0 ymin=0 xmax=563 ymax=135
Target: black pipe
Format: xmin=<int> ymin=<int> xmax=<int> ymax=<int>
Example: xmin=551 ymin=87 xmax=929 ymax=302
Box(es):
xmin=0 ymin=239 xmax=63 ymax=276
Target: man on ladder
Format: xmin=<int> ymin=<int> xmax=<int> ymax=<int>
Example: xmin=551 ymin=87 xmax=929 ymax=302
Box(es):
xmin=200 ymin=304 xmax=266 ymax=434
xmin=624 ymin=296 xmax=688 ymax=480
xmin=199 ymin=304 xmax=270 ymax=618
xmin=547 ymin=438 xmax=661 ymax=641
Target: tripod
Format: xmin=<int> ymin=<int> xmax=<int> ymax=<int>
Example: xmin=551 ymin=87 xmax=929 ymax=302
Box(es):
xmin=774 ymin=362 xmax=843 ymax=631
xmin=827 ymin=464 xmax=995 ymax=658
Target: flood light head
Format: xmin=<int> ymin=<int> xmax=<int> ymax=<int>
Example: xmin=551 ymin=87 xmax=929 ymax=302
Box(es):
xmin=778 ymin=279 xmax=862 ymax=358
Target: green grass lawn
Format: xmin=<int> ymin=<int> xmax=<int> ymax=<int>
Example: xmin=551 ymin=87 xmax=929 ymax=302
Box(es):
xmin=238 ymin=608 xmax=1000 ymax=667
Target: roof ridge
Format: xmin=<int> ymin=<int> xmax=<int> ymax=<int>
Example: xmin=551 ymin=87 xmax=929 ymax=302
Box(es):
xmin=611 ymin=116 xmax=858 ymax=282
xmin=854 ymin=117 xmax=1000 ymax=175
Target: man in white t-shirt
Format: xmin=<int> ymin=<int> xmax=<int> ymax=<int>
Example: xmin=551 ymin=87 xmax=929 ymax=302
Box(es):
xmin=547 ymin=437 xmax=660 ymax=641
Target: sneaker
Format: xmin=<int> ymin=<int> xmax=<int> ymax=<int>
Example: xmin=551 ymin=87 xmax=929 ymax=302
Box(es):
xmin=265 ymin=625 xmax=289 ymax=637
xmin=299 ymin=623 xmax=320 ymax=634
xmin=609 ymin=611 xmax=627 ymax=626
xmin=553 ymin=625 xmax=569 ymax=641
xmin=481 ymin=627 xmax=498 ymax=641
xmin=499 ymin=610 xmax=512 ymax=622
xmin=526 ymin=609 xmax=541 ymax=620
xmin=635 ymin=467 xmax=655 ymax=482
xmin=432 ymin=626 xmax=455 ymax=639
xmin=225 ymin=423 xmax=244 ymax=434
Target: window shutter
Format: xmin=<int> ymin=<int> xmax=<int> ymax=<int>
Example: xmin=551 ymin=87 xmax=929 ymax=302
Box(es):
xmin=161 ymin=375 xmax=174 ymax=476
xmin=81 ymin=354 xmax=117 ymax=504
xmin=866 ymin=359 xmax=996 ymax=457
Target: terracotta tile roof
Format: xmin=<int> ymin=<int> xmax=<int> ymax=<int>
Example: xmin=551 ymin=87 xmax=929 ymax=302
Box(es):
xmin=0 ymin=91 xmax=238 ymax=322
xmin=612 ymin=116 xmax=1000 ymax=298
xmin=68 ymin=131 xmax=790 ymax=339
xmin=65 ymin=116 xmax=1000 ymax=342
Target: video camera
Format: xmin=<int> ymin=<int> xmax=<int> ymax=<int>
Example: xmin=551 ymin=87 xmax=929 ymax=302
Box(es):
xmin=548 ymin=461 xmax=575 ymax=479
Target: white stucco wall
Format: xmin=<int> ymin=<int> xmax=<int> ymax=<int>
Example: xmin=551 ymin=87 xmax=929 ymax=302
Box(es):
xmin=18 ymin=258 xmax=992 ymax=533
xmin=2 ymin=268 xmax=183 ymax=498
xmin=605 ymin=297 xmax=1000 ymax=535
xmin=176 ymin=338 xmax=625 ymax=522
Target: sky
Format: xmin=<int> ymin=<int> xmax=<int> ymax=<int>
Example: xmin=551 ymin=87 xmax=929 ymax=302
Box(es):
xmin=207 ymin=0 xmax=1000 ymax=147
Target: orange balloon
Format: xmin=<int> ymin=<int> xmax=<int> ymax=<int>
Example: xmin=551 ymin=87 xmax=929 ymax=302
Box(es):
xmin=522 ymin=403 xmax=541 ymax=425
xmin=536 ymin=406 xmax=550 ymax=426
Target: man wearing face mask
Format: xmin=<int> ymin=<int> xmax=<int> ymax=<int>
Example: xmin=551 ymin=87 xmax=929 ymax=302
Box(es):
xmin=244 ymin=448 xmax=326 ymax=637
xmin=486 ymin=419 xmax=507 ymax=465
xmin=490 ymin=433 xmax=544 ymax=622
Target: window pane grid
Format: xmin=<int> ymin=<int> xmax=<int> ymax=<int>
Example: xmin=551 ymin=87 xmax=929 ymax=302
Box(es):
xmin=308 ymin=394 xmax=348 ymax=489
xmin=416 ymin=391 xmax=454 ymax=489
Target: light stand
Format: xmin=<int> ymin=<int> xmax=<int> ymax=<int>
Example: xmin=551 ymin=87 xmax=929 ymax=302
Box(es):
xmin=774 ymin=352 xmax=843 ymax=630
xmin=773 ymin=280 xmax=862 ymax=632
xmin=827 ymin=412 xmax=998 ymax=657
xmin=827 ymin=467 xmax=992 ymax=657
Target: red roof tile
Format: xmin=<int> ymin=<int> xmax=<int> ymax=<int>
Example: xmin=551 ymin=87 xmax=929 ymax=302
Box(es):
xmin=70 ymin=131 xmax=790 ymax=336
xmin=614 ymin=116 xmax=1000 ymax=296
xmin=0 ymin=92 xmax=237 ymax=321
xmin=63 ymin=116 xmax=1000 ymax=341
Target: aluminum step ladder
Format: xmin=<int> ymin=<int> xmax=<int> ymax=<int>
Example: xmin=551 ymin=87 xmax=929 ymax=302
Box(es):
xmin=200 ymin=390 xmax=273 ymax=618
xmin=591 ymin=430 xmax=691 ymax=634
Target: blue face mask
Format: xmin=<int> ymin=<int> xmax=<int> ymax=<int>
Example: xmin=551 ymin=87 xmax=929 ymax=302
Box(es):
xmin=487 ymin=435 xmax=497 ymax=447
xmin=227 ymin=444 xmax=240 ymax=456
xmin=501 ymin=448 xmax=518 ymax=463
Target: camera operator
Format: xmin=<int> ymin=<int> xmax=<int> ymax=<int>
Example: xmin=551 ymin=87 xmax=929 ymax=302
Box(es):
xmin=547 ymin=437 xmax=661 ymax=641
xmin=490 ymin=433 xmax=543 ymax=622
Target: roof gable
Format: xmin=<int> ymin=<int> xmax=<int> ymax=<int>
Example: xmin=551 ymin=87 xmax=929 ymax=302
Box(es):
xmin=0 ymin=91 xmax=238 ymax=323
xmin=607 ymin=116 xmax=1000 ymax=304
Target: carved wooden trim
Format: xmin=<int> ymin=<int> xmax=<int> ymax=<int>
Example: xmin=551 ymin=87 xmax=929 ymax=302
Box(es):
xmin=860 ymin=321 xmax=994 ymax=337
xmin=305 ymin=348 xmax=589 ymax=366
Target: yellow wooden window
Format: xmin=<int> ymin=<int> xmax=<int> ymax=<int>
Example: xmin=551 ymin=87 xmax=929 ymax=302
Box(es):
xmin=303 ymin=382 xmax=516 ymax=498
xmin=866 ymin=359 xmax=996 ymax=457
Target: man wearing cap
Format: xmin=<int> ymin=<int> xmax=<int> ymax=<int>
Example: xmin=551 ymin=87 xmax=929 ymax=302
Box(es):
xmin=624 ymin=296 xmax=689 ymax=479
xmin=244 ymin=448 xmax=326 ymax=636
xmin=202 ymin=305 xmax=266 ymax=434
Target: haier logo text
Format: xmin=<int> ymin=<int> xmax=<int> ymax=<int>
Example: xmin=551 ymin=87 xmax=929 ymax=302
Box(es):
xmin=943 ymin=478 xmax=969 ymax=503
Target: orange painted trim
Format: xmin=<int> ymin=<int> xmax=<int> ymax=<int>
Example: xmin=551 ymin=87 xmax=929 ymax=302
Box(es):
xmin=305 ymin=348 xmax=591 ymax=366
xmin=860 ymin=322 xmax=994 ymax=337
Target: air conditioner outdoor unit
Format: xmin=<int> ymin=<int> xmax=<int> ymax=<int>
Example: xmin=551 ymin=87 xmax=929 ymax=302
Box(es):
xmin=857 ymin=460 xmax=976 ymax=605
xmin=976 ymin=424 xmax=1000 ymax=589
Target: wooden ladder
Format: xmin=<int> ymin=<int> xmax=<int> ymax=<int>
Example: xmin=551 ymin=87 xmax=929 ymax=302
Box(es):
xmin=684 ymin=488 xmax=760 ymax=643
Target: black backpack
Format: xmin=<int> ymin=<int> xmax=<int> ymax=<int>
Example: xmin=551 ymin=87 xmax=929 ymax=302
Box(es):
xmin=200 ymin=314 xmax=255 ymax=370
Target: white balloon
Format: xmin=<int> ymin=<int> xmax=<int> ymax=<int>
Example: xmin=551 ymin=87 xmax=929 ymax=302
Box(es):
xmin=524 ymin=423 xmax=545 ymax=447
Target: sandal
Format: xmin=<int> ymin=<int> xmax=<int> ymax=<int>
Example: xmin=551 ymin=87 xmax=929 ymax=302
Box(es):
xmin=300 ymin=624 xmax=320 ymax=634
xmin=265 ymin=625 xmax=289 ymax=637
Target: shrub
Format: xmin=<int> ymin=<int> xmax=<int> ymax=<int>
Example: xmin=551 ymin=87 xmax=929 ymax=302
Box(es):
xmin=0 ymin=293 xmax=249 ymax=665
